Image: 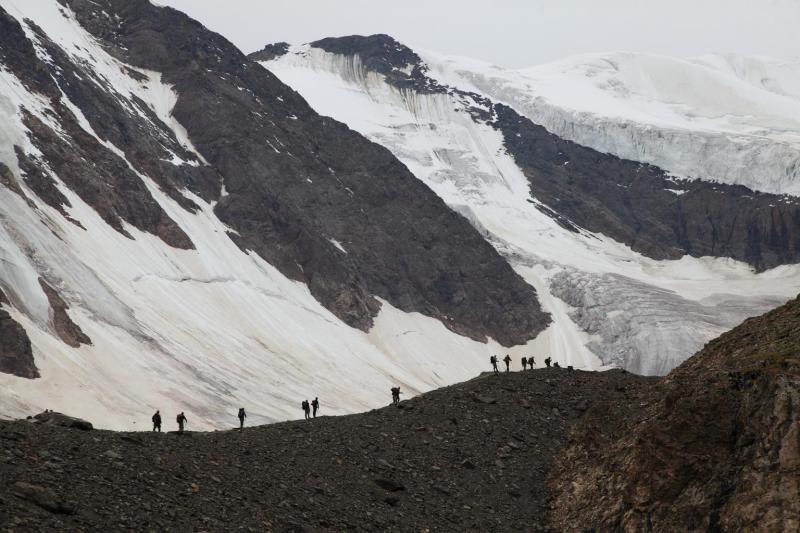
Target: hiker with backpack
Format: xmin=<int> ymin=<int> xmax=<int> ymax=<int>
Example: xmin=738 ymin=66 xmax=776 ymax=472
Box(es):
xmin=503 ymin=354 xmax=512 ymax=372
xmin=302 ymin=400 xmax=311 ymax=420
xmin=176 ymin=411 xmax=187 ymax=433
xmin=521 ymin=356 xmax=528 ymax=370
xmin=238 ymin=407 xmax=246 ymax=430
xmin=391 ymin=387 xmax=402 ymax=405
xmin=528 ymin=356 xmax=535 ymax=368
xmin=490 ymin=355 xmax=499 ymax=375
xmin=544 ymin=356 xmax=552 ymax=368
xmin=311 ymin=397 xmax=319 ymax=418
xmin=152 ymin=410 xmax=161 ymax=432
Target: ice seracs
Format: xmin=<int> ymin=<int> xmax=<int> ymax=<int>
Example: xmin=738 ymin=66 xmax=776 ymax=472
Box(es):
xmin=424 ymin=51 xmax=800 ymax=195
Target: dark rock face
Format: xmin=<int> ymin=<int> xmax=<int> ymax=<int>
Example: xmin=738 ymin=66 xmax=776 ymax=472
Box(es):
xmin=248 ymin=41 xmax=290 ymax=62
xmin=495 ymin=105 xmax=800 ymax=271
xmin=0 ymin=368 xmax=654 ymax=531
xmin=0 ymin=305 xmax=38 ymax=379
xmin=550 ymin=295 xmax=800 ymax=531
xmin=38 ymin=279 xmax=91 ymax=348
xmin=52 ymin=0 xmax=547 ymax=345
xmin=310 ymin=34 xmax=443 ymax=93
xmin=309 ymin=34 xmax=800 ymax=272
xmin=0 ymin=162 xmax=23 ymax=197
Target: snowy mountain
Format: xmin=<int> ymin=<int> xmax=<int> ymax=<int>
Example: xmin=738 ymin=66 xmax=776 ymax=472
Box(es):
xmin=0 ymin=0 xmax=547 ymax=429
xmin=1 ymin=1 xmax=799 ymax=431
xmin=260 ymin=36 xmax=800 ymax=375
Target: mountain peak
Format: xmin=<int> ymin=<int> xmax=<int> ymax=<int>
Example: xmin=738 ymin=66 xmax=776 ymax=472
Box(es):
xmin=310 ymin=34 xmax=422 ymax=77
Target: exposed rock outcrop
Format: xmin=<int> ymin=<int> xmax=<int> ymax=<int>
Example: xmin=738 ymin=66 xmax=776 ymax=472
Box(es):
xmin=550 ymin=295 xmax=800 ymax=531
xmin=32 ymin=411 xmax=93 ymax=431
xmin=248 ymin=41 xmax=289 ymax=62
xmin=38 ymin=279 xmax=91 ymax=348
xmin=0 ymin=293 xmax=38 ymax=378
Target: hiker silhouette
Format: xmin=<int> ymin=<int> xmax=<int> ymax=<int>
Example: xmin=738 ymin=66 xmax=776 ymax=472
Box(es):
xmin=152 ymin=410 xmax=161 ymax=432
xmin=391 ymin=387 xmax=402 ymax=405
xmin=238 ymin=407 xmax=246 ymax=430
xmin=544 ymin=356 xmax=552 ymax=368
xmin=176 ymin=412 xmax=187 ymax=433
xmin=503 ymin=354 xmax=511 ymax=372
xmin=521 ymin=357 xmax=528 ymax=370
xmin=302 ymin=400 xmax=311 ymax=420
xmin=490 ymin=355 xmax=499 ymax=375
xmin=311 ymin=397 xmax=319 ymax=418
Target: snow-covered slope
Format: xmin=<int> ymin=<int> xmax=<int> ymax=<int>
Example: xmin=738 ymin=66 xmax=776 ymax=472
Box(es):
xmin=263 ymin=42 xmax=800 ymax=377
xmin=0 ymin=1 xmax=549 ymax=429
xmin=427 ymin=51 xmax=800 ymax=195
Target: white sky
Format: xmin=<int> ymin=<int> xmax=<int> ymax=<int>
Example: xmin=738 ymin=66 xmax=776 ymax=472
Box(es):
xmin=159 ymin=0 xmax=800 ymax=68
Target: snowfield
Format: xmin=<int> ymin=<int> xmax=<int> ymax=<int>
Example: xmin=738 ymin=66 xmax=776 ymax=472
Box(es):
xmin=264 ymin=45 xmax=800 ymax=376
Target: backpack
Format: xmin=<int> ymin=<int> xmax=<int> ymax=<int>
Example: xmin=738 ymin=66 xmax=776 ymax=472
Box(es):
xmin=176 ymin=415 xmax=181 ymax=423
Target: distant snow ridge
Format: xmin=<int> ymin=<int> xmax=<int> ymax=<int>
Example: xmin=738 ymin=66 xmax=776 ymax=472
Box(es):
xmin=426 ymin=52 xmax=800 ymax=196
xmin=264 ymin=42 xmax=800 ymax=376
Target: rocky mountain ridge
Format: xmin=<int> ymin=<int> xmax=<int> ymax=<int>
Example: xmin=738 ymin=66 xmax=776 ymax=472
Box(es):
xmin=1 ymin=293 xmax=798 ymax=531
xmin=0 ymin=368 xmax=654 ymax=532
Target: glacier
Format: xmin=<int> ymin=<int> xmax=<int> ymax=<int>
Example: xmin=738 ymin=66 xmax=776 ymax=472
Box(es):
xmin=263 ymin=44 xmax=800 ymax=376
xmin=423 ymin=51 xmax=800 ymax=196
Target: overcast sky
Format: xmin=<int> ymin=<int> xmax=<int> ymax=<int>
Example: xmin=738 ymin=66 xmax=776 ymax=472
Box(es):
xmin=159 ymin=0 xmax=800 ymax=68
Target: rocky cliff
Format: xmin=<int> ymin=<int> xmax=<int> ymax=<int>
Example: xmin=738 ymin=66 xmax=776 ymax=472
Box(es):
xmin=0 ymin=302 xmax=37 ymax=379
xmin=551 ymin=295 xmax=800 ymax=531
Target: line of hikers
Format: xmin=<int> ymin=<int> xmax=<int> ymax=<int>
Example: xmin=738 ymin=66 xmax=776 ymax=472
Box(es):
xmin=150 ymin=355 xmax=571 ymax=433
xmin=151 ymin=410 xmax=194 ymax=433
xmin=489 ymin=354 xmax=566 ymax=374
xmin=151 ymin=398 xmax=323 ymax=432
